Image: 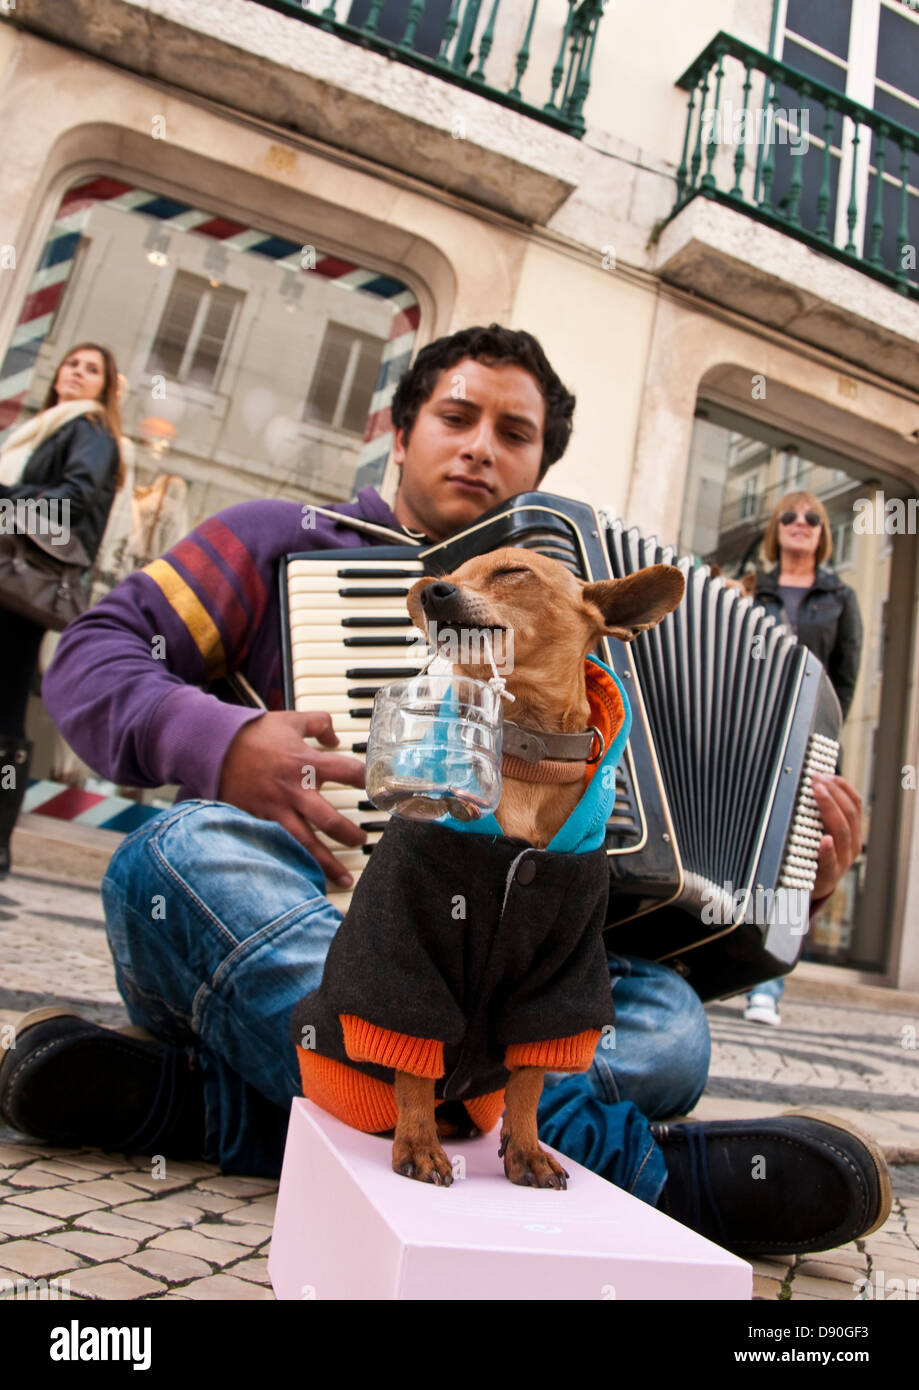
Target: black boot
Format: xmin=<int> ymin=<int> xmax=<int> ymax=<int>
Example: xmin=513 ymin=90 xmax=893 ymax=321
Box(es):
xmin=0 ymin=736 xmax=32 ymax=878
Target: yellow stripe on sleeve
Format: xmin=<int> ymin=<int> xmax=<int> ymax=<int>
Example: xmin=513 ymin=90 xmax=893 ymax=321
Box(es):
xmin=142 ymin=558 xmax=227 ymax=678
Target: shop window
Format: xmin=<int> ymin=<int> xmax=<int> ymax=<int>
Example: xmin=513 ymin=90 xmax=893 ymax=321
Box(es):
xmin=680 ymin=406 xmax=917 ymax=974
xmin=0 ymin=174 xmax=420 ymax=513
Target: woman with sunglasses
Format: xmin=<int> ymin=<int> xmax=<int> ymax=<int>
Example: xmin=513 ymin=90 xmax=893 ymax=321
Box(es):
xmin=743 ymin=490 xmax=863 ymax=1026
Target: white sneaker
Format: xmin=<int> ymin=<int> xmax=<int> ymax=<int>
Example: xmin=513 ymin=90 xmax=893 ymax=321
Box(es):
xmin=744 ymin=993 xmax=781 ymax=1026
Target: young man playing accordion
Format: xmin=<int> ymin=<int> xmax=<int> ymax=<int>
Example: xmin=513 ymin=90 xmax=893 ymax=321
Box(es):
xmin=2 ymin=325 xmax=888 ymax=1258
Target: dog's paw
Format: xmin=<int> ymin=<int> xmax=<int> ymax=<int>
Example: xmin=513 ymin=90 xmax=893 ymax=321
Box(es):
xmin=392 ymin=1137 xmax=454 ymax=1186
xmin=499 ymin=1136 xmax=569 ymax=1190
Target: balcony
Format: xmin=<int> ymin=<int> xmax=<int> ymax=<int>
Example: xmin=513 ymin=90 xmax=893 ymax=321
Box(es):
xmin=654 ymin=32 xmax=919 ymax=392
xmin=250 ymin=0 xmax=606 ymax=138
xmin=2 ymin=0 xmax=596 ymax=221
xmin=673 ymin=33 xmax=918 ymax=297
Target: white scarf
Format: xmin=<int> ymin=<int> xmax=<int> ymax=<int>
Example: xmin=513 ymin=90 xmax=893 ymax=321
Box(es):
xmin=0 ymin=398 xmax=107 ymax=487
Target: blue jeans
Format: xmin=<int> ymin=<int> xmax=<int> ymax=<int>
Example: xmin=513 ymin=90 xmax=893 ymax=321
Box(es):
xmin=100 ymin=801 xmax=711 ymax=1205
xmin=747 ymin=978 xmax=785 ymax=1003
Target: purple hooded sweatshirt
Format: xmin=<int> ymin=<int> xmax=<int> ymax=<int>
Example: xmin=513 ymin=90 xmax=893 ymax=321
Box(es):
xmin=42 ymin=489 xmax=419 ymax=801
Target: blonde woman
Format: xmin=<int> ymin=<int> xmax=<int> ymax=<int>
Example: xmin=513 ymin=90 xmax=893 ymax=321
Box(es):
xmin=744 ymin=491 xmax=863 ymax=1025
xmin=754 ymin=491 xmax=863 ymax=719
xmin=0 ymin=342 xmax=124 ymax=875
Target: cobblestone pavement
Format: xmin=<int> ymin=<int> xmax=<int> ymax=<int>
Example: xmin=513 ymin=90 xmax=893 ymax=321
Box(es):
xmin=702 ymin=995 xmax=919 ymax=1300
xmin=2 ymin=861 xmax=918 ymax=1301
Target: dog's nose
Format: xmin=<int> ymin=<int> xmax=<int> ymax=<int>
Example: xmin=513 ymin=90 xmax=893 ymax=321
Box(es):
xmin=420 ymin=582 xmax=458 ymax=619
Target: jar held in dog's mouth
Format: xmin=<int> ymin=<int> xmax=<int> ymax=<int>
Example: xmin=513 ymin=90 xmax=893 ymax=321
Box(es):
xmin=365 ymin=673 xmax=505 ymax=822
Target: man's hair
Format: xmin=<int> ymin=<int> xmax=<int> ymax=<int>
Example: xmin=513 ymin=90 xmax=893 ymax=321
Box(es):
xmin=390 ymin=324 xmax=576 ymax=481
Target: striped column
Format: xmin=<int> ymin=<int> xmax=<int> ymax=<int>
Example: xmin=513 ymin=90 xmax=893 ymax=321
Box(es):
xmin=22 ymin=778 xmax=166 ymax=834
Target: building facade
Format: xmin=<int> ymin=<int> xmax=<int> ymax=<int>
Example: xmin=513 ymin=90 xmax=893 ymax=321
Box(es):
xmin=1 ymin=0 xmax=918 ymax=987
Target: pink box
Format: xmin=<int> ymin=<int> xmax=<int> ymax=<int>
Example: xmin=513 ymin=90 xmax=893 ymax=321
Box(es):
xmin=268 ymin=1100 xmax=751 ymax=1300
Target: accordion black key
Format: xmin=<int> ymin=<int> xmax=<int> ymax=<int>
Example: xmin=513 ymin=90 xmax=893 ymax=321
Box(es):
xmin=279 ymin=491 xmax=841 ymax=1001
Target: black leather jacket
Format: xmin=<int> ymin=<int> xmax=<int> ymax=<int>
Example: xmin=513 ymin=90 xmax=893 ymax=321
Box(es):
xmin=754 ymin=566 xmax=863 ymax=721
xmin=1 ymin=415 xmax=120 ymax=565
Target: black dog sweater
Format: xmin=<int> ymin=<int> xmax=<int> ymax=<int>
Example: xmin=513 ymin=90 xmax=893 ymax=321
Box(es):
xmin=291 ymin=656 xmax=630 ymax=1133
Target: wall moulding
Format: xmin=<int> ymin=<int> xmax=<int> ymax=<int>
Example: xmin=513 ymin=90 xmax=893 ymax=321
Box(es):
xmin=628 ymin=296 xmax=919 ymax=543
xmin=0 ymin=124 xmax=463 ymax=350
xmin=655 ymin=198 xmax=919 ymax=396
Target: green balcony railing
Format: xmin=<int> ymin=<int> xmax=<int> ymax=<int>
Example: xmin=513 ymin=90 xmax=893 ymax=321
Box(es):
xmin=670 ymin=32 xmax=919 ymax=301
xmin=248 ymin=0 xmax=605 ymax=137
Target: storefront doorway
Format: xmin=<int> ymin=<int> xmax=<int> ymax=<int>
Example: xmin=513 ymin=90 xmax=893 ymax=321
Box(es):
xmin=680 ymin=401 xmax=917 ymax=976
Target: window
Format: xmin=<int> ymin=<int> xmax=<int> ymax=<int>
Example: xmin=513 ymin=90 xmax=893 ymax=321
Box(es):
xmin=780 ymin=449 xmax=809 ymax=489
xmin=305 ymin=322 xmax=385 ymax=435
xmin=740 ymin=473 xmax=760 ymax=519
xmin=775 ymin=0 xmax=919 ymax=287
xmin=346 ymin=0 xmax=452 ymax=58
xmin=147 ymin=271 xmax=243 ymax=390
xmin=785 ymin=0 xmax=853 ymax=62
xmin=832 ymin=517 xmax=854 ymax=567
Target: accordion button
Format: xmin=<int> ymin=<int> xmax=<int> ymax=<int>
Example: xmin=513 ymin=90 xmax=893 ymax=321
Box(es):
xmin=516 ymin=859 xmax=537 ymax=885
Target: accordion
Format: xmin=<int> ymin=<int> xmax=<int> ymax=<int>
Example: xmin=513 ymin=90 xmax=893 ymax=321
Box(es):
xmin=278 ymin=492 xmax=841 ymax=1002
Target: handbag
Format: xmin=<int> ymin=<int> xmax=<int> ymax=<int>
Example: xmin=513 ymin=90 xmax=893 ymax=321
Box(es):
xmin=0 ymin=523 xmax=92 ymax=631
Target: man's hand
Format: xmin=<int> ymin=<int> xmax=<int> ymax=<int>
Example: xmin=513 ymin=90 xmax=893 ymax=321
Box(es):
xmin=218 ymin=711 xmax=367 ymax=888
xmin=811 ymin=773 xmax=863 ymax=903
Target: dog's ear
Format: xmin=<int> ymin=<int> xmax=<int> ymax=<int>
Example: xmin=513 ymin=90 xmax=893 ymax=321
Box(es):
xmin=582 ymin=565 xmax=685 ymax=643
xmin=709 ymin=562 xmax=722 ymax=579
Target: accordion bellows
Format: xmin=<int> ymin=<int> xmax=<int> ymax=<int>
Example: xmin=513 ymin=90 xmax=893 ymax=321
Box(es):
xmin=606 ymin=525 xmax=839 ymax=928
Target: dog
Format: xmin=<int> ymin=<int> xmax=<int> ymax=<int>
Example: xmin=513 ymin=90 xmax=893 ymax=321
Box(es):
xmin=291 ymin=547 xmax=684 ymax=1188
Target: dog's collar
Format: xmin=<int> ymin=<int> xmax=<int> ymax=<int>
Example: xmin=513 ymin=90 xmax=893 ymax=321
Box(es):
xmin=501 ymin=753 xmax=589 ymax=784
xmin=502 ymin=721 xmax=605 ymax=766
xmin=501 ymin=722 xmax=605 ymax=783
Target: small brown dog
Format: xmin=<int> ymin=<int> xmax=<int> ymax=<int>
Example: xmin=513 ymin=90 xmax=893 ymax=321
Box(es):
xmin=293 ymin=547 xmax=684 ymax=1188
